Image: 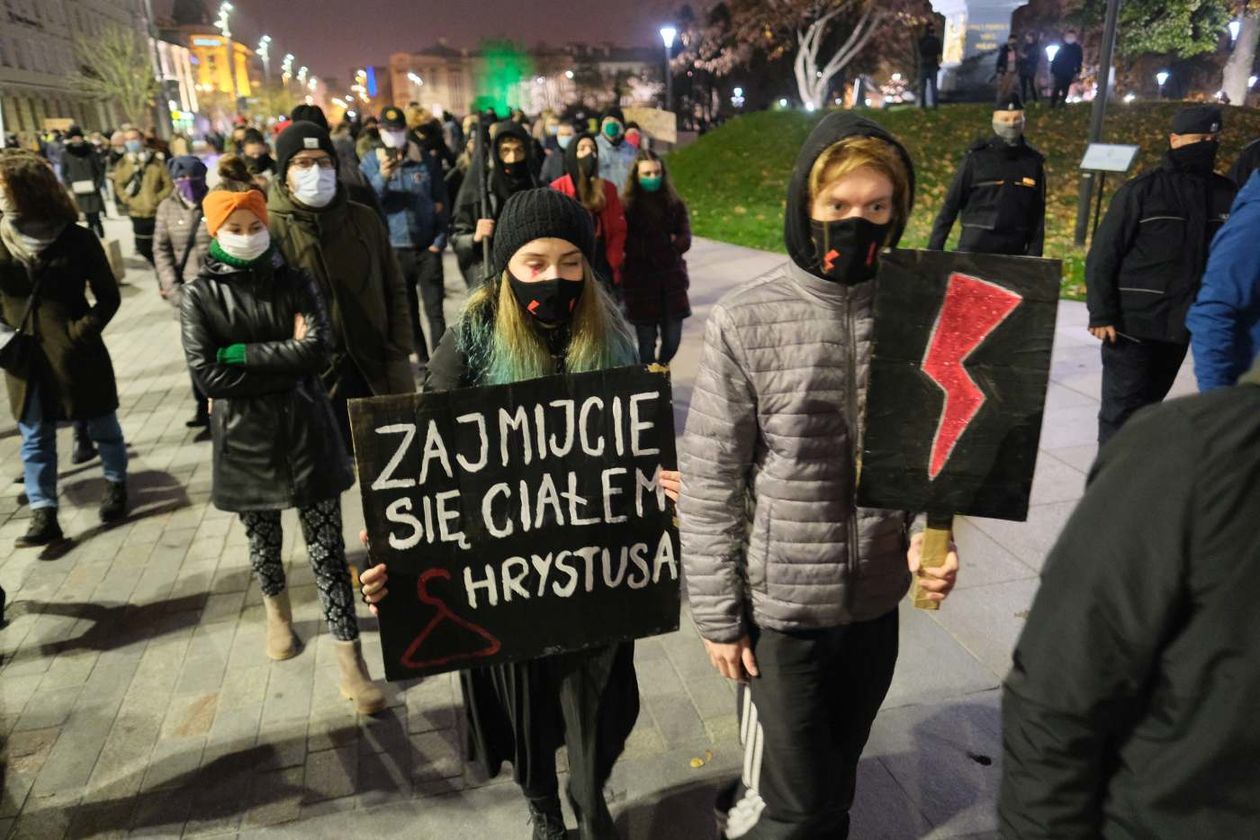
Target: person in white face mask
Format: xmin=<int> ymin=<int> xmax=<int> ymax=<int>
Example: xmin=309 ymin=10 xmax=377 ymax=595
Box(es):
xmin=266 ymin=120 xmax=415 ymax=447
xmin=179 ymin=155 xmax=388 ymax=715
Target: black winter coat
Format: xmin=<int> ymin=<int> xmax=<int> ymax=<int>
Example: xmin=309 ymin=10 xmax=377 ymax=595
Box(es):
xmin=180 ymin=250 xmax=354 ymax=512
xmin=0 ymin=224 xmax=119 ymax=421
xmin=999 ymin=358 xmax=1260 ymax=839
xmin=928 ymin=135 xmax=1046 ymax=256
xmin=61 ymin=143 xmax=106 ymax=216
xmin=1228 ymin=138 xmax=1260 ymax=188
xmin=1085 ymin=151 xmax=1235 ymax=343
xmin=621 ymin=196 xmax=692 ymax=324
xmin=1049 ymin=41 xmax=1083 ymax=79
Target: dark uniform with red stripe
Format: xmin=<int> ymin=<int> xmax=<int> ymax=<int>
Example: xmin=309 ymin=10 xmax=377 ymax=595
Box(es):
xmin=928 ymin=134 xmax=1046 ymax=257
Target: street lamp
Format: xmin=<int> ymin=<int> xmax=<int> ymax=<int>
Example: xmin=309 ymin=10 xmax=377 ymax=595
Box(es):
xmin=1251 ymin=74 xmax=1258 ymax=88
xmin=1045 ymin=43 xmax=1060 ymax=64
xmin=215 ymin=2 xmax=240 ymax=106
xmin=297 ymin=66 xmax=308 ymax=85
xmin=257 ymin=35 xmax=272 ymax=84
xmin=565 ymin=69 xmax=574 ymax=80
xmin=660 ymin=25 xmax=677 ymax=113
xmin=1155 ymin=70 xmax=1170 ymax=97
xmin=1229 ymin=19 xmax=1241 ymax=44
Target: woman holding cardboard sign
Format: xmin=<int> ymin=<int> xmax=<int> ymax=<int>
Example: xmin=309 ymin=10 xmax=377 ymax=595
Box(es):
xmin=180 ymin=156 xmax=387 ymax=716
xmin=359 ymin=188 xmax=680 ymax=840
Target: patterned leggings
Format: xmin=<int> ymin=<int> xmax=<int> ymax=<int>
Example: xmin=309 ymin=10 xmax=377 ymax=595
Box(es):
xmin=239 ymin=497 xmax=359 ymax=641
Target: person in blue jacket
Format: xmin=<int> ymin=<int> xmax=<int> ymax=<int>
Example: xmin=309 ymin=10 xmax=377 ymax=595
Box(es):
xmin=1187 ymin=170 xmax=1260 ymax=390
xmin=360 ymin=106 xmax=450 ymax=364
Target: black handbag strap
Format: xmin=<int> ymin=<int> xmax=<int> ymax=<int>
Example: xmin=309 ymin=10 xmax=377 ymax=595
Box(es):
xmin=11 ymin=262 xmax=47 ymax=336
xmin=174 ymin=210 xmax=204 ymax=279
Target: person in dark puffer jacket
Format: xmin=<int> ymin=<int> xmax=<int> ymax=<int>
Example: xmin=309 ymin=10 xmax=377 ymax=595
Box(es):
xmin=679 ymin=113 xmax=960 ymax=839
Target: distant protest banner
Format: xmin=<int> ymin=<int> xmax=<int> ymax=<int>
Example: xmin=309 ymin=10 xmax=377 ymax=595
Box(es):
xmin=624 ymin=107 xmax=678 ymax=144
xmin=349 ymin=367 xmax=681 ymax=680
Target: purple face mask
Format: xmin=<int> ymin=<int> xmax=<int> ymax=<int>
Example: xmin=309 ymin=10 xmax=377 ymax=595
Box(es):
xmin=176 ymin=178 xmax=208 ymax=205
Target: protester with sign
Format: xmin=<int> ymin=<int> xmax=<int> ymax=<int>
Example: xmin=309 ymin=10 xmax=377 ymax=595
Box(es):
xmin=928 ymin=94 xmax=1045 ymax=257
xmin=549 ymin=133 xmax=627 ymax=287
xmin=620 ymin=149 xmax=692 ymax=365
xmin=360 ymin=189 xmax=680 ymax=840
xmin=154 ymin=155 xmax=213 ymax=432
xmin=1000 ymin=358 xmax=1260 ymax=838
xmin=1 ymin=149 xmax=129 ymax=547
xmin=267 ymin=121 xmax=415 ymax=448
xmin=451 ymin=120 xmax=538 ymax=288
xmin=180 ymin=156 xmax=386 ymax=715
xmin=1085 ymin=105 xmax=1236 ymax=445
xmin=678 ymin=113 xmax=959 ymax=839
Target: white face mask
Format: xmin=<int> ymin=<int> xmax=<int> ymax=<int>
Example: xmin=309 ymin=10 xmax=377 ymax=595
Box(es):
xmin=289 ymin=166 xmax=338 ymax=208
xmin=217 ymin=229 xmax=271 ymax=262
xmin=381 ymin=129 xmax=409 ymax=150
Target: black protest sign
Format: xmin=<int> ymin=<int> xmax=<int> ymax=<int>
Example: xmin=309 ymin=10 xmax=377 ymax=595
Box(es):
xmin=349 ymin=366 xmax=680 ymax=681
xmin=857 ymin=249 xmax=1060 ymax=522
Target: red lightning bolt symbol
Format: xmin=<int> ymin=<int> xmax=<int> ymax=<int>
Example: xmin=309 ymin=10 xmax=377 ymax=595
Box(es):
xmin=922 ymin=272 xmax=1023 ymax=480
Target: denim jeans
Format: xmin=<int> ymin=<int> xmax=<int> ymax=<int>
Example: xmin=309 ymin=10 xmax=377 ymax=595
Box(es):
xmin=635 ymin=319 xmax=685 ymax=365
xmin=19 ymin=384 xmax=128 ymax=510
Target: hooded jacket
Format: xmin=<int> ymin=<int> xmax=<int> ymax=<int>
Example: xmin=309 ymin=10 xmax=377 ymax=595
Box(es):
xmin=999 ymin=356 xmax=1260 ymax=839
xmin=1187 ymin=170 xmax=1260 ymax=390
xmin=451 ymin=122 xmax=539 ymax=282
xmin=928 ymin=133 xmax=1046 ymax=256
xmin=180 ymin=248 xmax=353 ymax=512
xmin=549 ymin=133 xmax=628 ymax=284
xmin=1085 ymin=146 xmax=1235 ymax=343
xmin=679 ymin=113 xmax=917 ymax=641
xmin=60 ymin=141 xmax=106 ymax=215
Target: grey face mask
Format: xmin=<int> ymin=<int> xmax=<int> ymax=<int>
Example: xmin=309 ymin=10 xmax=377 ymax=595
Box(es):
xmin=993 ymin=119 xmax=1024 ymax=145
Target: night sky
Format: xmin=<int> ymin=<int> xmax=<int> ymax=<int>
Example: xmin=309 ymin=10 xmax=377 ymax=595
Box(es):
xmin=157 ymin=0 xmax=674 ymax=82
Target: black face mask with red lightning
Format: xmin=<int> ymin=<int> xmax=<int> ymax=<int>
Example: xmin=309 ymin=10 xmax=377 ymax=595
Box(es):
xmin=808 ymin=217 xmax=892 ymax=285
xmin=508 ymin=275 xmax=584 ymax=326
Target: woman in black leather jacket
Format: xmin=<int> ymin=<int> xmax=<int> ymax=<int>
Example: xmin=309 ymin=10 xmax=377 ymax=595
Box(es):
xmin=180 ymin=156 xmax=386 ymax=715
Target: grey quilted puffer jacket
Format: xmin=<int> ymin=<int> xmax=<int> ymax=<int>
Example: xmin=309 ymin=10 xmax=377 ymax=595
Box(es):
xmin=153 ymin=194 xmax=211 ymax=313
xmin=678 ymin=260 xmax=914 ymax=642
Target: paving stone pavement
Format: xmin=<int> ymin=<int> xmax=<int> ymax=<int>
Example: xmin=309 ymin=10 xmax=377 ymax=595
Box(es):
xmin=0 ymin=216 xmax=1200 ymax=840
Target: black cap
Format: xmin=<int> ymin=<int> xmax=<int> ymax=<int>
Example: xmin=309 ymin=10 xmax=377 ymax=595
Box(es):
xmin=602 ymin=106 xmax=626 ymax=125
xmin=289 ymin=104 xmax=329 ymax=130
xmin=168 ymin=155 xmax=207 ymax=180
xmin=996 ymin=93 xmax=1024 ymax=112
xmin=66 ymin=125 xmax=84 ymax=139
xmin=491 ymin=189 xmax=596 ymax=278
xmin=1172 ymin=104 xmax=1222 ymax=135
xmin=275 ymin=121 xmax=337 ymax=179
xmin=379 ymin=106 xmax=406 ymax=130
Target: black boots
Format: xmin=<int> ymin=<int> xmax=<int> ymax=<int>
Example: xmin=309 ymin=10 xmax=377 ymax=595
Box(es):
xmin=527 ymin=796 xmax=568 ymax=840
xmin=99 ymin=480 xmax=127 ymax=523
xmin=16 ymin=508 xmax=64 ymax=548
xmin=185 ymin=411 xmax=209 ymax=428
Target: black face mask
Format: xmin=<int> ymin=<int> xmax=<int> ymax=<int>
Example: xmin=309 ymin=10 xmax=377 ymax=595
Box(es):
xmin=578 ymin=155 xmax=597 ymax=179
xmin=1168 ymin=140 xmax=1219 ymax=174
xmin=509 ymin=275 xmax=584 ymax=325
xmin=500 ymin=159 xmax=530 ymax=186
xmin=809 ymin=217 xmax=890 ymax=284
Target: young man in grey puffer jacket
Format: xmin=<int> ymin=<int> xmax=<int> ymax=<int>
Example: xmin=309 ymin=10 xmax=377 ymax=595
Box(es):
xmin=678 ymin=112 xmax=961 ymax=839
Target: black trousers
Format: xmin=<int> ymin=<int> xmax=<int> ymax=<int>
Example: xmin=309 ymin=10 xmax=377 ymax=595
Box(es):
xmin=395 ymin=247 xmax=446 ymax=361
xmin=1098 ymin=338 xmax=1188 ymax=447
xmin=1019 ymin=73 xmax=1039 ymax=102
xmin=132 ymin=216 xmax=156 ymax=266
xmin=84 ymin=212 xmax=104 ymax=238
xmin=191 ymin=372 xmax=208 ymax=421
xmin=1049 ymin=75 xmax=1073 ymax=108
xmin=918 ymin=72 xmax=938 ymax=108
xmin=720 ymin=609 xmax=900 ymax=840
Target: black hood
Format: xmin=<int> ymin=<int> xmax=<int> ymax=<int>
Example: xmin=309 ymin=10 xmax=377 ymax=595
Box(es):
xmin=784 ymin=112 xmax=916 ymax=272
xmin=563 ymin=132 xmax=597 ymax=185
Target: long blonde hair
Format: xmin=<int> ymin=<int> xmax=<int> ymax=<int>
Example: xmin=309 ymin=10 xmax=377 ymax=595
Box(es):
xmin=458 ymin=259 xmax=638 ymax=385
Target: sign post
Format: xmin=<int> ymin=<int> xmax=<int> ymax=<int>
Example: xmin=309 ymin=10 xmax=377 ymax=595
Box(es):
xmin=349 ymin=367 xmax=681 ymax=680
xmin=857 ymin=250 xmax=1061 ymax=609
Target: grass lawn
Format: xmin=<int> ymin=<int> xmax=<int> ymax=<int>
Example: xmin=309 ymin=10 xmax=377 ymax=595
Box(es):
xmin=668 ymin=102 xmax=1260 ymax=298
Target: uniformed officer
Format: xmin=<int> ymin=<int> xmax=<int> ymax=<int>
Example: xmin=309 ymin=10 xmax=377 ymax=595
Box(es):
xmin=927 ymin=93 xmax=1045 ymax=256
xmin=1085 ymin=104 xmax=1236 ymax=445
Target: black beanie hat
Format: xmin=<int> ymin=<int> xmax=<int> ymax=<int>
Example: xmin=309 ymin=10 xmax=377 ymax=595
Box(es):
xmin=996 ymin=92 xmax=1024 ymax=112
xmin=603 ymin=106 xmax=626 ymax=125
xmin=1172 ymin=104 xmax=1222 ymax=135
xmin=491 ymin=189 xmax=596 ymax=278
xmin=289 ymin=104 xmax=329 ymax=131
xmin=275 ymin=121 xmax=337 ymax=179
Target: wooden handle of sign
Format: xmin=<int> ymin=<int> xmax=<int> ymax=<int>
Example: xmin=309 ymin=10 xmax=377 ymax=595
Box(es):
xmin=913 ymin=515 xmax=954 ymax=611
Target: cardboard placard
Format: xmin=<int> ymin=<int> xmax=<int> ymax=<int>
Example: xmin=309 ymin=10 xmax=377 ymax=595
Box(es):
xmin=623 ymin=107 xmax=677 ymax=144
xmin=857 ymin=249 xmax=1060 ymax=522
xmin=349 ymin=366 xmax=681 ymax=680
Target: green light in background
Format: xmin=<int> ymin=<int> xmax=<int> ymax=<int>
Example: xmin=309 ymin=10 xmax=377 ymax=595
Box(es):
xmin=475 ymin=40 xmax=532 ymax=117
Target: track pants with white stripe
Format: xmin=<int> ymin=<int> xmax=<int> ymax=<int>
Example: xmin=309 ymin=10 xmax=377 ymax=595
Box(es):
xmin=721 ymin=608 xmax=899 ymax=839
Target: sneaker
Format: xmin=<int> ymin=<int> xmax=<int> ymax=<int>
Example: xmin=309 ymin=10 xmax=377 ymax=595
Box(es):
xmin=15 ymin=508 xmax=64 ymax=548
xmin=527 ymin=796 xmax=568 ymax=840
xmin=71 ymin=434 xmax=98 ymax=465
xmin=99 ymin=480 xmax=128 ymax=523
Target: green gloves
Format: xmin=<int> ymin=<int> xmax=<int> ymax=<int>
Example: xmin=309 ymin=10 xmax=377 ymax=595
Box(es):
xmin=216 ymin=343 xmax=246 ymax=366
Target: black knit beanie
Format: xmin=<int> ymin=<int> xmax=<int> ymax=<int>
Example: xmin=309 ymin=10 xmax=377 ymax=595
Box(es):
xmin=491 ymin=189 xmax=596 ymax=278
xmin=275 ymin=121 xmax=337 ymax=180
xmin=289 ymin=104 xmax=329 ymax=131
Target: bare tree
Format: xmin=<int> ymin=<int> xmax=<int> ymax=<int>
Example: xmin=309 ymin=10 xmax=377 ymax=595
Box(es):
xmin=1222 ymin=3 xmax=1260 ymax=104
xmin=75 ymin=24 xmax=158 ymax=126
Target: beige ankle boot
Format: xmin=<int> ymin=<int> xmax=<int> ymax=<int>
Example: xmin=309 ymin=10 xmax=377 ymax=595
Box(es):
xmin=334 ymin=639 xmax=387 ymax=715
xmin=262 ymin=592 xmax=300 ymax=661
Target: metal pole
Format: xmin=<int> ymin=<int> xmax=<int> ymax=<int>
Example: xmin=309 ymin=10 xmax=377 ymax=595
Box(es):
xmin=665 ymin=45 xmax=673 ymax=113
xmin=142 ymin=0 xmax=172 ymax=139
xmin=1073 ymin=0 xmax=1121 ymax=246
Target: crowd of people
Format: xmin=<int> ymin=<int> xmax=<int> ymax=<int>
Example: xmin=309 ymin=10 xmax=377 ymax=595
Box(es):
xmin=0 ymin=87 xmax=1258 ymax=840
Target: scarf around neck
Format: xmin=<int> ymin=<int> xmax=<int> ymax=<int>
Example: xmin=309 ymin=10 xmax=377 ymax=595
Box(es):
xmin=0 ymin=215 xmax=64 ymax=265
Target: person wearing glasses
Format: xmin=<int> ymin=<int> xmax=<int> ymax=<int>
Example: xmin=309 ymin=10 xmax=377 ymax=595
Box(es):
xmin=266 ymin=121 xmax=415 ymax=446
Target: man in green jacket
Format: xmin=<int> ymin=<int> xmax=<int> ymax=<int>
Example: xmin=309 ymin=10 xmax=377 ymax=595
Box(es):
xmin=1000 ymin=354 xmax=1260 ymax=838
xmin=110 ymin=128 xmax=173 ymax=266
xmin=267 ymin=121 xmax=414 ymax=445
